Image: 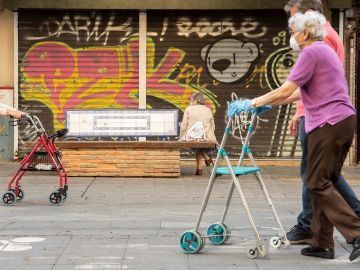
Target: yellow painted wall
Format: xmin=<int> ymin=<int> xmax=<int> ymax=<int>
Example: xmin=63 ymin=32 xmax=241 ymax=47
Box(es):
xmin=0 ymin=9 xmax=14 ymax=87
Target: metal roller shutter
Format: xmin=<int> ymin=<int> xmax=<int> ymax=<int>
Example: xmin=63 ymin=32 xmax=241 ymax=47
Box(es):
xmin=18 ymin=9 xmax=300 ymax=159
xmin=147 ymin=10 xmax=300 ymax=158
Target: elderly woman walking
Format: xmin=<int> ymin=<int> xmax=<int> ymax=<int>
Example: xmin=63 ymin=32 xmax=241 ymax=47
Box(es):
xmin=179 ymin=93 xmax=217 ymax=176
xmin=227 ymin=11 xmax=360 ymax=261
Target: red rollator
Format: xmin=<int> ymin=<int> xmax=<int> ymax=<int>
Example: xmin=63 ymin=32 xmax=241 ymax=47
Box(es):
xmin=2 ymin=115 xmax=69 ymax=206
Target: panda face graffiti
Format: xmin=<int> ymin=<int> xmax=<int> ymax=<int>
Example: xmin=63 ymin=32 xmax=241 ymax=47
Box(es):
xmin=201 ymin=39 xmax=260 ymax=84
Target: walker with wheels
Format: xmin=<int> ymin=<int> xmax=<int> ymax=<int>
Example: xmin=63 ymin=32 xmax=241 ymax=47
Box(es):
xmin=2 ymin=114 xmax=69 ymax=206
xmin=179 ymin=94 xmax=289 ymax=258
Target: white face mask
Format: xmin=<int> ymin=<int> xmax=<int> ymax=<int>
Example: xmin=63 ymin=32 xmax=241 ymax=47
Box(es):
xmin=290 ymin=35 xmax=301 ymax=51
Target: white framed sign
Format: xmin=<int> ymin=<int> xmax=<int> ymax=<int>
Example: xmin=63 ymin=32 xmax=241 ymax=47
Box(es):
xmin=66 ymin=109 xmax=179 ymax=137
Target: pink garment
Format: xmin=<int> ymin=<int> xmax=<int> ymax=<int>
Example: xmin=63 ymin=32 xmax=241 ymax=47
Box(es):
xmin=294 ymin=21 xmax=344 ymax=117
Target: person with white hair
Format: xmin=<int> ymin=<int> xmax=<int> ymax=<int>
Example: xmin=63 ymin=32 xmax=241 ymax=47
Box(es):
xmin=227 ymin=11 xmax=360 ymax=261
xmin=283 ymin=0 xmax=360 ymax=249
xmin=0 ymin=102 xmax=26 ymax=119
xmin=179 ymin=93 xmax=217 ymax=176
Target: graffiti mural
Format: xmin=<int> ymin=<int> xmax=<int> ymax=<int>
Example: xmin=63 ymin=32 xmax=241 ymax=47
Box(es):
xmin=21 ymin=38 xmax=218 ymax=130
xmin=19 ymin=10 xmax=301 ymax=158
xmin=201 ymin=39 xmax=260 ymax=83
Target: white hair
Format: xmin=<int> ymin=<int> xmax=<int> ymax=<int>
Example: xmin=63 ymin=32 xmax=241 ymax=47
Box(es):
xmin=288 ymin=10 xmax=326 ymax=40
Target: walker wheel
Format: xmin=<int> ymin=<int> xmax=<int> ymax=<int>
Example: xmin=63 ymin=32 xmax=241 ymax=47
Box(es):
xmin=247 ymin=247 xmax=259 ymax=259
xmin=2 ymin=190 xmax=17 ymax=206
xmin=49 ymin=191 xmax=63 ymax=206
xmin=207 ymin=223 xmax=230 ymax=245
xmin=11 ymin=188 xmax=24 ymax=201
xmin=180 ymin=230 xmax=205 ymax=254
xmin=270 ymin=236 xmax=282 ymax=249
xmin=62 ymin=192 xmax=67 ymax=202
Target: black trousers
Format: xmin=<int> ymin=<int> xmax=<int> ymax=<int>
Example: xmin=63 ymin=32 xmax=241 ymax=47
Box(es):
xmin=307 ymin=115 xmax=360 ymax=248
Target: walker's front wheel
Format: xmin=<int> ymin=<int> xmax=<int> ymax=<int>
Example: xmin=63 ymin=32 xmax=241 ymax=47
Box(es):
xmin=61 ymin=192 xmax=67 ymax=202
xmin=270 ymin=236 xmax=282 ymax=249
xmin=49 ymin=191 xmax=63 ymax=206
xmin=207 ymin=223 xmax=230 ymax=245
xmin=2 ymin=191 xmax=17 ymax=206
xmin=247 ymin=247 xmax=259 ymax=259
xmin=180 ymin=230 xmax=205 ymax=254
xmin=11 ymin=188 xmax=24 ymax=201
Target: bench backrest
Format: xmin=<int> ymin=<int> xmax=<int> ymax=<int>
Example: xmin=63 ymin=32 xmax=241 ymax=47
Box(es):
xmin=66 ymin=109 xmax=179 ymax=137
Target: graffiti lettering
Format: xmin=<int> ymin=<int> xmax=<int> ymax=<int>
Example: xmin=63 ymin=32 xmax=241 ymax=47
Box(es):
xmin=273 ymin=31 xmax=287 ymax=46
xmin=21 ymin=38 xmax=218 ymax=129
xmin=176 ymin=18 xmax=267 ymax=38
xmin=176 ymin=63 xmax=205 ymax=87
xmin=26 ymin=14 xmax=134 ymax=45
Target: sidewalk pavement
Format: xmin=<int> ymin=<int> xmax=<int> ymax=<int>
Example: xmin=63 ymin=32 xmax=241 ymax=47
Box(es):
xmin=0 ymin=161 xmax=359 ymax=270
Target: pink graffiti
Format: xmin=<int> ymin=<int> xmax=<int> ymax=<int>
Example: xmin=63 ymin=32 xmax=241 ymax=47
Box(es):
xmin=22 ymin=39 xmax=198 ymax=124
xmin=23 ymin=42 xmax=75 ymax=110
xmin=114 ymin=39 xmax=186 ymax=107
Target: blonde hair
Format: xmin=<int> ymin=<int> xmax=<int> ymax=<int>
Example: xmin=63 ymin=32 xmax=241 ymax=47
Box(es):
xmin=288 ymin=10 xmax=326 ymax=41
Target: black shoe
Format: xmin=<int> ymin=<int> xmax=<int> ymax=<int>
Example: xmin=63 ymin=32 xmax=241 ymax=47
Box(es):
xmin=286 ymin=223 xmax=313 ymax=245
xmin=195 ymin=169 xmax=202 ymax=176
xmin=301 ymin=246 xmax=334 ymax=259
xmin=349 ymin=236 xmax=360 ymax=261
xmin=205 ymin=158 xmax=214 ymax=167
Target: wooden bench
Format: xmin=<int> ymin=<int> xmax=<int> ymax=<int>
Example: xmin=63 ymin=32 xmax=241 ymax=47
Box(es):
xmin=57 ymin=141 xmax=217 ymax=177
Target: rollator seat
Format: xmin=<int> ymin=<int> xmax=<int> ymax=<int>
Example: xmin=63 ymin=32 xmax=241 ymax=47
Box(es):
xmin=215 ymin=166 xmax=260 ymax=176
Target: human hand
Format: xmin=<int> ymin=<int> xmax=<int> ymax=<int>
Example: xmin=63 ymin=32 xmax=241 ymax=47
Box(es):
xmin=8 ymin=109 xmax=27 ymax=119
xmin=288 ymin=115 xmax=300 ymax=137
xmin=252 ymin=105 xmax=272 ymax=115
xmin=227 ymin=99 xmax=251 ymax=117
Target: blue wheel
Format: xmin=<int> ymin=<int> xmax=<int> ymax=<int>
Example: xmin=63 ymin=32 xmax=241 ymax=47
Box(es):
xmin=207 ymin=223 xmax=230 ymax=245
xmin=180 ymin=230 xmax=204 ymax=253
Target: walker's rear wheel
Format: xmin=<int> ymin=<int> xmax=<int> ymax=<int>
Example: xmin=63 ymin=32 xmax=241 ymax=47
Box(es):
xmin=247 ymin=247 xmax=259 ymax=259
xmin=2 ymin=191 xmax=17 ymax=206
xmin=207 ymin=223 xmax=230 ymax=245
xmin=180 ymin=230 xmax=205 ymax=254
xmin=49 ymin=191 xmax=63 ymax=206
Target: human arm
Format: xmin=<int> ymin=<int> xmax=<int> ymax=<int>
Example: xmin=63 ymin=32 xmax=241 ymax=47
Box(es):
xmin=253 ymin=81 xmax=299 ymax=108
xmin=0 ymin=103 xmax=26 ymax=119
xmin=277 ymin=88 xmax=301 ymax=105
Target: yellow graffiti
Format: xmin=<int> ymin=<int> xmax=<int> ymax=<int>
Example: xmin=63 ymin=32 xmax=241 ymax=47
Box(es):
xmin=20 ymin=38 xmax=219 ymax=130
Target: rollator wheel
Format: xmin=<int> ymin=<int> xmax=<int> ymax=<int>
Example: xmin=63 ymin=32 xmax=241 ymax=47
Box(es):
xmin=2 ymin=191 xmax=17 ymax=206
xmin=49 ymin=191 xmax=63 ymax=206
xmin=247 ymin=247 xmax=259 ymax=259
xmin=270 ymin=236 xmax=282 ymax=249
xmin=11 ymin=188 xmax=24 ymax=201
xmin=207 ymin=223 xmax=230 ymax=245
xmin=62 ymin=192 xmax=67 ymax=202
xmin=179 ymin=230 xmax=205 ymax=254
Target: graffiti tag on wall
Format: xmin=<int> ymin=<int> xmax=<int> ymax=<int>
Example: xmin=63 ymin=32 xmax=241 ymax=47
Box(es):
xmin=21 ymin=38 xmax=219 ymax=129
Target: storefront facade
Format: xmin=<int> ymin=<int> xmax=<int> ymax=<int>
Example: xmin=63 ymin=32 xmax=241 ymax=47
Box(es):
xmin=2 ymin=0 xmax=357 ymax=163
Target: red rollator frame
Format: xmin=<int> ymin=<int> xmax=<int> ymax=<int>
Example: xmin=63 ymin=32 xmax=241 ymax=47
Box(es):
xmin=2 ymin=115 xmax=69 ymax=206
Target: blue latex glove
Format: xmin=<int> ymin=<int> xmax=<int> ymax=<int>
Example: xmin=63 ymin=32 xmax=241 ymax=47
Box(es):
xmin=252 ymin=105 xmax=272 ymax=115
xmin=227 ymin=99 xmax=251 ymax=117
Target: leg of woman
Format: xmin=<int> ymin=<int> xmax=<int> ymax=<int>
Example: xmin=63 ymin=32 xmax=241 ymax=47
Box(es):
xmin=202 ymin=149 xmax=214 ymax=166
xmin=195 ymin=150 xmax=203 ymax=175
xmin=307 ymin=115 xmax=360 ymax=249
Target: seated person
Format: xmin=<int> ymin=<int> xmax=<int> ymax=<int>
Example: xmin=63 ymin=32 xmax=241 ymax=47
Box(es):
xmin=179 ymin=93 xmax=217 ymax=176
